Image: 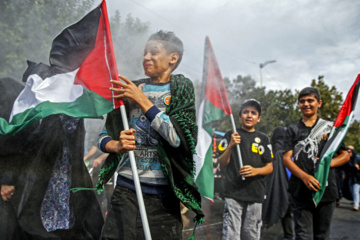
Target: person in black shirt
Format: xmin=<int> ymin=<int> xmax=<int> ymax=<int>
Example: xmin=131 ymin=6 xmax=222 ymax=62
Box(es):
xmin=219 ymin=99 xmax=273 ymax=240
xmin=347 ymin=145 xmax=360 ymax=211
xmin=283 ymin=87 xmax=349 ymax=240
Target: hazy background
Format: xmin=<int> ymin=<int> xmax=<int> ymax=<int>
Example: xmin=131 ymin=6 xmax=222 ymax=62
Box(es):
xmin=1 ymin=0 xmax=359 ymax=118
xmin=103 ymin=0 xmax=359 ymax=102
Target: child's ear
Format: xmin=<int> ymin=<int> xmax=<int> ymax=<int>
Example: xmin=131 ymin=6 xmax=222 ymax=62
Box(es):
xmin=318 ymin=99 xmax=323 ymax=108
xmin=257 ymin=115 xmax=261 ymax=123
xmin=169 ymin=52 xmax=179 ymax=65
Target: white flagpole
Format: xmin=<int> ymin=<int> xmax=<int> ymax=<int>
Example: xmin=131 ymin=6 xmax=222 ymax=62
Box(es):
xmin=119 ymin=105 xmax=152 ymax=240
xmin=229 ymin=114 xmax=245 ymax=180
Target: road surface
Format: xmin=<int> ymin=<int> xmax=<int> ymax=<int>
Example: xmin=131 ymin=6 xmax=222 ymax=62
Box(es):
xmin=182 ymin=197 xmax=360 ymax=240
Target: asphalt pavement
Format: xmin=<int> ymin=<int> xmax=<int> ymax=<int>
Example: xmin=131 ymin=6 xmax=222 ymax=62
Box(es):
xmin=182 ymin=197 xmax=360 ymax=240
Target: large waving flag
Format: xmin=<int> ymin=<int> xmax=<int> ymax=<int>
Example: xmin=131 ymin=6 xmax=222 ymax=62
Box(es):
xmin=194 ymin=36 xmax=232 ymax=201
xmin=0 ymin=0 xmax=121 ymax=135
xmin=313 ymin=74 xmax=360 ymax=206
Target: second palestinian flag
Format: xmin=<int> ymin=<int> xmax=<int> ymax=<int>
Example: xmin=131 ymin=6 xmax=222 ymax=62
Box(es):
xmin=194 ymin=37 xmax=232 ymax=201
xmin=313 ymin=74 xmax=360 ymax=206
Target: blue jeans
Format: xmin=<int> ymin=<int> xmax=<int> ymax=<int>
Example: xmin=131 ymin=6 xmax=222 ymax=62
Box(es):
xmin=222 ymin=198 xmax=263 ymax=240
xmin=101 ymin=185 xmax=182 ymax=240
xmin=292 ymin=200 xmax=336 ymax=240
xmin=350 ymin=182 xmax=360 ymax=207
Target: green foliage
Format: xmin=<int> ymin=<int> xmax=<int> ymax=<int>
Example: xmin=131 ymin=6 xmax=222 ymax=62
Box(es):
xmin=200 ymin=74 xmax=357 ymax=142
xmin=345 ymin=120 xmax=360 ymax=152
xmin=0 ymin=0 xmax=95 ymax=81
xmin=258 ymin=89 xmax=300 ymax=136
xmin=210 ymin=75 xmax=301 ymax=137
xmin=311 ymin=75 xmax=343 ymax=121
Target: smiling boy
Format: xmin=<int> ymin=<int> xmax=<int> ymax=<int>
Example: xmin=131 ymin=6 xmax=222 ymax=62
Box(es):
xmin=219 ymin=99 xmax=273 ymax=240
xmin=283 ymin=87 xmax=349 ymax=240
xmin=97 ymin=30 xmax=204 ymax=239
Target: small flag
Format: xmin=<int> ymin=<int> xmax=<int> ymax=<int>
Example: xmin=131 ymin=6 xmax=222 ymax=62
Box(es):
xmin=0 ymin=0 xmax=120 ymax=135
xmin=313 ymin=74 xmax=360 ymax=206
xmin=194 ymin=36 xmax=232 ymax=201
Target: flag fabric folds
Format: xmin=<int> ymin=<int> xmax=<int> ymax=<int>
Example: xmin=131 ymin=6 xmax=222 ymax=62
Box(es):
xmin=313 ymin=74 xmax=360 ymax=206
xmin=0 ymin=0 xmax=120 ymax=136
xmin=194 ymin=36 xmax=232 ymax=201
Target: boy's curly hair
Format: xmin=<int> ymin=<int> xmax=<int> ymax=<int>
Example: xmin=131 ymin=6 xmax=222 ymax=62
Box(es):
xmin=147 ymin=30 xmax=184 ymax=70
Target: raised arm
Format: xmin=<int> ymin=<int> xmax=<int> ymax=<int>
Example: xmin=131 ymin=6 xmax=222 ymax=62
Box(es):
xmin=110 ymin=75 xmax=154 ymax=113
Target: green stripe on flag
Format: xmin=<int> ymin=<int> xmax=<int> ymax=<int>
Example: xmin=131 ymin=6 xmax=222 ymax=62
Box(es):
xmin=312 ymin=152 xmax=333 ymax=205
xmin=195 ymin=124 xmax=214 ymax=200
xmin=0 ymin=89 xmax=113 ymax=135
xmin=203 ymin=99 xmax=226 ymax=125
xmin=313 ymin=115 xmax=351 ymax=206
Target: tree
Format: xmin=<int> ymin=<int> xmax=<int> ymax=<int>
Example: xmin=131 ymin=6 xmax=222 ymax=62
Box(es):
xmin=311 ymin=75 xmax=343 ymax=121
xmin=345 ymin=120 xmax=360 ymax=152
xmin=211 ymin=75 xmax=300 ymax=137
xmin=194 ymin=72 xmax=360 ymax=152
xmin=0 ymin=0 xmax=95 ymax=81
xmin=259 ymin=89 xmax=300 ymax=136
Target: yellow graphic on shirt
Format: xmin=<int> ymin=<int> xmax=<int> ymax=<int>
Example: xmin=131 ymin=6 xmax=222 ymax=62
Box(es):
xmin=252 ymin=143 xmax=265 ymax=155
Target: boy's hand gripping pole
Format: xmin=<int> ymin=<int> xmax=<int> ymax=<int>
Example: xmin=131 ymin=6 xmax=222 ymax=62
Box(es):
xmin=119 ymin=105 xmax=152 ymax=240
xmin=230 ymin=114 xmax=245 ymax=180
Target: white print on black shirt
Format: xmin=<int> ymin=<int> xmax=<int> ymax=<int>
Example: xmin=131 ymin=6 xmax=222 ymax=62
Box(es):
xmin=293 ymin=119 xmax=332 ymax=168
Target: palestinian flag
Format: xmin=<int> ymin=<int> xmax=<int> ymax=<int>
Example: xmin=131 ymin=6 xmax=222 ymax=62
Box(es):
xmin=313 ymin=74 xmax=360 ymax=206
xmin=0 ymin=0 xmax=121 ymax=136
xmin=194 ymin=36 xmax=232 ymax=201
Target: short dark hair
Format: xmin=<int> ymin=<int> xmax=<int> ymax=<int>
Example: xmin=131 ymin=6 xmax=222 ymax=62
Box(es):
xmin=298 ymin=87 xmax=321 ymax=102
xmin=239 ymin=99 xmax=261 ymax=116
xmin=147 ymin=30 xmax=184 ymax=70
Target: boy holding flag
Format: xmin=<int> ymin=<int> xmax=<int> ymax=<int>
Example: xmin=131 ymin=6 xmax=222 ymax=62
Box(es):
xmin=219 ymin=99 xmax=273 ymax=240
xmin=97 ymin=30 xmax=203 ymax=239
xmin=283 ymin=87 xmax=349 ymax=240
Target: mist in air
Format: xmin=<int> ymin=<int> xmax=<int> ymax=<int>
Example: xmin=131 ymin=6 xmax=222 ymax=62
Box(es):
xmin=1 ymin=0 xmax=360 ymax=238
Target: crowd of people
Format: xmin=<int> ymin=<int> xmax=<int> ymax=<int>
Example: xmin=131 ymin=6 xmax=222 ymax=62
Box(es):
xmin=0 ymin=29 xmax=357 ymax=240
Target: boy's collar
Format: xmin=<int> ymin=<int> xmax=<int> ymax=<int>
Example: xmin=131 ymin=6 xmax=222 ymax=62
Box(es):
xmin=300 ymin=116 xmax=319 ymax=128
xmin=241 ymin=126 xmax=256 ymax=132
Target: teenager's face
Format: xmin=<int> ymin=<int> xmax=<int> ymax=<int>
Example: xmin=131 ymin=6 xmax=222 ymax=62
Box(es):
xmin=143 ymin=40 xmax=177 ymax=79
xmin=239 ymin=106 xmax=261 ymax=131
xmin=298 ymin=95 xmax=322 ymax=118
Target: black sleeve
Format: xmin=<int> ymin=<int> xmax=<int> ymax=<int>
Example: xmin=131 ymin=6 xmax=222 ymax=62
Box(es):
xmin=0 ymin=122 xmax=38 ymax=185
xmin=262 ymin=135 xmax=273 ymax=164
xmin=283 ymin=125 xmax=296 ymax=153
xmin=221 ymin=130 xmax=232 ymax=151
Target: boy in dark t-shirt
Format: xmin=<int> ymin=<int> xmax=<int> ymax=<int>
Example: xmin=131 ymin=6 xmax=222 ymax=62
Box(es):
xmin=283 ymin=87 xmax=349 ymax=240
xmin=219 ymin=99 xmax=273 ymax=240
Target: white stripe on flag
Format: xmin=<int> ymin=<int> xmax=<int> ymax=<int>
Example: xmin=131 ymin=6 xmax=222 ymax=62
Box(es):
xmin=194 ymin=100 xmax=212 ymax=180
xmin=10 ymin=69 xmax=82 ymax=120
xmin=327 ymin=111 xmax=354 ymax=155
